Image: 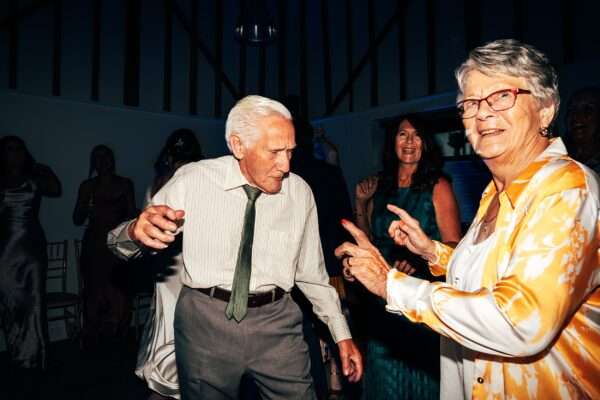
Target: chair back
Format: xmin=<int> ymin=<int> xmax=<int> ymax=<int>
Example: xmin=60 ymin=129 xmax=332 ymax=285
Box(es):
xmin=46 ymin=240 xmax=83 ymax=342
xmin=47 ymin=240 xmax=68 ymax=293
xmin=73 ymin=239 xmax=84 ymax=293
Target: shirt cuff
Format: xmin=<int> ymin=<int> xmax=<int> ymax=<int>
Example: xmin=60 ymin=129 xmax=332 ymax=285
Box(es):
xmin=328 ymin=315 xmax=352 ymax=343
xmin=385 ymin=269 xmax=431 ymax=316
xmin=427 ymin=240 xmax=451 ymax=276
xmin=426 ymin=241 xmax=441 ymax=265
xmin=106 ymin=220 xmax=143 ymax=260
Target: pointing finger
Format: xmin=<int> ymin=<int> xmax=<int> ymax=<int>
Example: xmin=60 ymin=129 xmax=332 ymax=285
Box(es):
xmin=386 ymin=204 xmax=418 ymax=227
xmin=387 ymin=206 xmax=422 ymax=236
xmin=340 ymin=219 xmax=375 ymax=249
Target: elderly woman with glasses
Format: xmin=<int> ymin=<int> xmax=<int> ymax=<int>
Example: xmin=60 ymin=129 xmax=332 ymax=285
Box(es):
xmin=337 ymin=39 xmax=600 ymax=399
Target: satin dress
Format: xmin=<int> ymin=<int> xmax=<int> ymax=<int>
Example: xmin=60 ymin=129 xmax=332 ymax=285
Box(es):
xmin=135 ymin=234 xmax=183 ymax=399
xmin=108 ymin=189 xmax=183 ymax=398
xmin=0 ymin=180 xmax=48 ymax=369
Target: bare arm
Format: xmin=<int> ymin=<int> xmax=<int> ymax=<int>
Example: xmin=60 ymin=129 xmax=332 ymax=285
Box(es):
xmin=33 ymin=163 xmax=61 ymax=197
xmin=354 ymin=199 xmax=373 ymax=234
xmin=432 ymin=177 xmax=462 ymax=246
xmin=73 ymin=181 xmax=92 ymax=226
xmin=354 ymin=176 xmax=378 ymax=237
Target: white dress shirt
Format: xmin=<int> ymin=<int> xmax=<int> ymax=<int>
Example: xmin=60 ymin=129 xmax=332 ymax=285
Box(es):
xmin=110 ymin=155 xmax=351 ymax=343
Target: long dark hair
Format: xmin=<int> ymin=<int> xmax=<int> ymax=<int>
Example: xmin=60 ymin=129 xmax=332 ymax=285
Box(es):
xmin=88 ymin=144 xmax=116 ymax=178
xmin=378 ymin=114 xmax=444 ymax=194
xmin=152 ymin=129 xmax=204 ymax=196
xmin=0 ymin=135 xmax=35 ymax=177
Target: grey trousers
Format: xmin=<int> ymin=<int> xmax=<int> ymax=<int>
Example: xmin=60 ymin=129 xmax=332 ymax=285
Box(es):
xmin=174 ymin=286 xmax=316 ymax=400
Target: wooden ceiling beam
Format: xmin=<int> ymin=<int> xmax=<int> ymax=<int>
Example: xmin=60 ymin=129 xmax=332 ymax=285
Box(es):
xmin=171 ymin=0 xmax=240 ymax=102
xmin=325 ymin=6 xmax=401 ymax=116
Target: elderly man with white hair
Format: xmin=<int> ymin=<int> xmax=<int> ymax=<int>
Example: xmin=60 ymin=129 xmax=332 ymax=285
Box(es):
xmin=109 ymin=95 xmax=362 ymax=400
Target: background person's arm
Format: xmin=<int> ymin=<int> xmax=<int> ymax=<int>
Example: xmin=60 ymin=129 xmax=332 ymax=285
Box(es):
xmin=354 ymin=176 xmax=378 ymax=237
xmin=432 ymin=176 xmax=462 ymax=246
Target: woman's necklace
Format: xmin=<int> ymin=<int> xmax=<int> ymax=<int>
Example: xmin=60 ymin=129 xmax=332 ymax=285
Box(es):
xmin=398 ymin=175 xmax=411 ymax=187
xmin=480 ymin=198 xmax=500 ymax=236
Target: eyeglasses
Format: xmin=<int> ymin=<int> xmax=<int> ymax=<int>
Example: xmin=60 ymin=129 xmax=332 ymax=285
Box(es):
xmin=457 ymin=88 xmax=531 ymax=119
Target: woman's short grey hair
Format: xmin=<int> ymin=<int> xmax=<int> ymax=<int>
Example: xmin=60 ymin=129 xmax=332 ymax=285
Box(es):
xmin=455 ymin=39 xmax=560 ymax=122
xmin=225 ymin=95 xmax=292 ymax=151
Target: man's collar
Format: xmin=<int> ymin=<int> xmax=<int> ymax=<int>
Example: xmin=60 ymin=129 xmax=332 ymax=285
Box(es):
xmin=223 ymin=156 xmax=247 ymax=191
xmin=222 ymin=155 xmax=288 ymax=194
xmin=481 ymin=138 xmax=568 ymax=208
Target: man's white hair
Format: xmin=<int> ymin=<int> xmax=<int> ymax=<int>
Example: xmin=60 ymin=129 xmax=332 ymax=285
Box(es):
xmin=225 ymin=95 xmax=292 ymax=151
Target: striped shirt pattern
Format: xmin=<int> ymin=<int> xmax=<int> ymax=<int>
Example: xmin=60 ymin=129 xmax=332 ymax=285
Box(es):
xmin=112 ymin=155 xmax=350 ymax=343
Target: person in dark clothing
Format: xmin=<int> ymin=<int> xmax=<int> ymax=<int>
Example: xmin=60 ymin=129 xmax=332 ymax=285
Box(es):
xmin=73 ymin=145 xmax=137 ymax=353
xmin=0 ymin=135 xmax=61 ymax=400
xmin=285 ymin=96 xmax=356 ymax=399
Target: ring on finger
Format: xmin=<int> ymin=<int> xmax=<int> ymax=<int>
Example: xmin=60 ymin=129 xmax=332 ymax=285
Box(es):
xmin=343 ymin=266 xmax=353 ymax=279
xmin=342 ymin=256 xmax=351 ymax=268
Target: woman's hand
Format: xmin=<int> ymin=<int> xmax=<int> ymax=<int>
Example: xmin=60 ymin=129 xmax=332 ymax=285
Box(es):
xmin=386 ymin=204 xmax=437 ymax=262
xmin=335 ymin=219 xmax=391 ymax=299
xmin=355 ymin=176 xmax=378 ymax=203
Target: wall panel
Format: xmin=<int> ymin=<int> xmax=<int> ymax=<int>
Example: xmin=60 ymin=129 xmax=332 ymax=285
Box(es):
xmin=98 ymin=0 xmax=124 ymax=106
xmin=18 ymin=4 xmax=53 ymax=95
xmin=60 ymin=0 xmax=92 ymax=101
xmin=0 ymin=0 xmax=599 ymax=118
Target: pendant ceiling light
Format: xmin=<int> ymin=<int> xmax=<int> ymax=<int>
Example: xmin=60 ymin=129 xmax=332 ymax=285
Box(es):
xmin=234 ymin=0 xmax=278 ymax=46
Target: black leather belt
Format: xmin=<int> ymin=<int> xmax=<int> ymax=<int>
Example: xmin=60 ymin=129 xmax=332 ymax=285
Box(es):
xmin=196 ymin=286 xmax=286 ymax=307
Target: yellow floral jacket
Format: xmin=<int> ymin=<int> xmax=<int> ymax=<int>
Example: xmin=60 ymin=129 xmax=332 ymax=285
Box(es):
xmin=386 ymin=139 xmax=599 ymax=399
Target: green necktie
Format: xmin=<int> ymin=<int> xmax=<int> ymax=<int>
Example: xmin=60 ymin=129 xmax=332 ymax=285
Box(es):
xmin=225 ymin=184 xmax=262 ymax=322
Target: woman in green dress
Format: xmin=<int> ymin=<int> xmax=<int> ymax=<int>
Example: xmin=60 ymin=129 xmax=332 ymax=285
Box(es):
xmin=354 ymin=115 xmax=461 ymax=399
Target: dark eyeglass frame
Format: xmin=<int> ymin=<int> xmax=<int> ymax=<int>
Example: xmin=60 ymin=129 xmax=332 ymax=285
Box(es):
xmin=457 ymin=88 xmax=532 ymax=119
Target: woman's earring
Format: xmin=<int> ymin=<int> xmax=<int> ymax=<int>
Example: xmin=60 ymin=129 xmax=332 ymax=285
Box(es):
xmin=539 ymin=127 xmax=550 ymax=137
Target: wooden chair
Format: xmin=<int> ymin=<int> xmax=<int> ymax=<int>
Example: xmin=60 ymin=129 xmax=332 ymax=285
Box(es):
xmin=46 ymin=240 xmax=82 ymax=343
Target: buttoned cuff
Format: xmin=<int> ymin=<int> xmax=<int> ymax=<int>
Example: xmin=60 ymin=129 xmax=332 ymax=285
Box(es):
xmin=106 ymin=220 xmax=143 ymax=260
xmin=428 ymin=240 xmax=452 ymax=277
xmin=426 ymin=241 xmax=442 ymax=265
xmin=328 ymin=316 xmax=352 ymax=343
xmin=385 ymin=269 xmax=431 ymax=316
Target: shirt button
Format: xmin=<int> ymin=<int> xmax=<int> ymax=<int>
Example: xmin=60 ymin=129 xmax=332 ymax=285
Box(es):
xmin=477 ymin=377 xmax=484 ymax=384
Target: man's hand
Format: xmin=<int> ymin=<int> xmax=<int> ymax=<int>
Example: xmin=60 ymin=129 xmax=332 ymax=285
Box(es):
xmin=336 ymin=339 xmax=363 ymax=383
xmin=128 ymin=205 xmax=185 ymax=249
xmin=335 ymin=219 xmax=391 ymax=299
